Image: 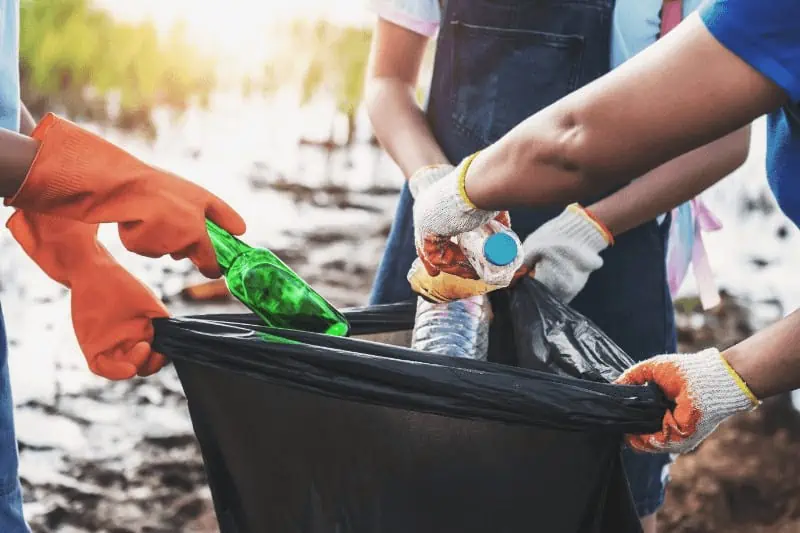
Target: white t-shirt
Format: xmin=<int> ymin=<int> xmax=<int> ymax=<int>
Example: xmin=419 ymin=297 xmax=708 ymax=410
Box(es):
xmin=371 ymin=0 xmax=703 ymax=67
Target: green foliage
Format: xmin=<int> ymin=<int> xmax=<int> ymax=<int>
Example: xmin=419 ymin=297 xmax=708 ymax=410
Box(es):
xmin=266 ymin=20 xmax=372 ymax=120
xmin=19 ymin=0 xmax=216 ymax=133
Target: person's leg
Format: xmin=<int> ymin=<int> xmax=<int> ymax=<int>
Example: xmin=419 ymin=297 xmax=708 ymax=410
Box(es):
xmin=0 ymin=304 xmax=29 ymax=532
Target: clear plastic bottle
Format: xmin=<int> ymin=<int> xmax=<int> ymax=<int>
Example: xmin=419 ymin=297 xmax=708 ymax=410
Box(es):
xmin=456 ymin=219 xmax=523 ymax=287
xmin=409 ymin=220 xmax=522 ymax=360
xmin=412 ymin=295 xmax=491 ymax=360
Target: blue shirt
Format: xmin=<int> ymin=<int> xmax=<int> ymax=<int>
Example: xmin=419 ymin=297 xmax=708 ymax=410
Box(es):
xmin=701 ymin=0 xmax=800 ymax=225
xmin=0 ymin=0 xmax=19 ymax=133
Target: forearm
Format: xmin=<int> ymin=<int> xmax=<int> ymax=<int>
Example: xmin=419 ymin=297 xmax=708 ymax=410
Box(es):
xmin=724 ymin=309 xmax=800 ymax=400
xmin=0 ymin=128 xmax=38 ymax=197
xmin=20 ymin=101 xmax=36 ymax=136
xmin=366 ymin=78 xmax=449 ymax=177
xmin=464 ymin=14 xmax=785 ymax=210
xmin=589 ymin=126 xmax=750 ymax=235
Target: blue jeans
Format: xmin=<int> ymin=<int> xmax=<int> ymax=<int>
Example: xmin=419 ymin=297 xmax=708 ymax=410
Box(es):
xmin=0 ymin=305 xmax=28 ymax=532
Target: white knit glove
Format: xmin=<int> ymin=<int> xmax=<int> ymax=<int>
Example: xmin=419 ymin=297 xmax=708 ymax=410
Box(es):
xmin=522 ymin=204 xmax=612 ymax=303
xmin=616 ymin=348 xmax=760 ymax=454
xmin=413 ymin=153 xmax=497 ymax=238
xmin=408 ymin=164 xmax=454 ymax=200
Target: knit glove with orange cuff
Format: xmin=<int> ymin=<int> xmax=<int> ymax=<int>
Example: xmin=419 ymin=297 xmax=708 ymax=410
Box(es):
xmin=616 ymin=348 xmax=760 ymax=454
xmin=520 ymin=203 xmax=613 ymax=303
xmin=6 ymin=113 xmax=246 ymax=278
xmin=7 ymin=211 xmax=169 ymax=380
xmin=412 ymin=152 xmax=609 ymax=302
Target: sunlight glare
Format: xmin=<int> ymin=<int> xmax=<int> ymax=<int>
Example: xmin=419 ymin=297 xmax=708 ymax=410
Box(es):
xmin=94 ymin=0 xmax=371 ymax=75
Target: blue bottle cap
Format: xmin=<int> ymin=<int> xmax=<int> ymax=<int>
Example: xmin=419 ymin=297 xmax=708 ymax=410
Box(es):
xmin=483 ymin=232 xmax=518 ymax=266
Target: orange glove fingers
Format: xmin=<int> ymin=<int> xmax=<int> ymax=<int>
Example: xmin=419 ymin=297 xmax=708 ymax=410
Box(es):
xmin=417 ymin=210 xmax=515 ymax=281
xmin=70 ymin=254 xmax=169 ymax=359
xmin=6 ymin=113 xmax=244 ymax=280
xmin=511 ymin=264 xmax=532 ymax=284
xmin=417 ymin=246 xmax=441 ymax=277
xmin=89 ymin=356 xmax=139 ymax=381
xmin=206 ymin=197 xmax=247 ymax=236
xmin=89 ymin=342 xmax=154 ymax=381
xmin=494 ymin=211 xmax=511 ymax=227
xmin=92 ymin=341 xmax=164 ymax=379
xmin=420 ymin=235 xmax=480 ymax=280
xmin=117 ymin=216 xmax=222 ymax=279
xmin=618 ymin=360 xmax=702 ymax=451
xmin=186 ymin=234 xmax=225 ymax=279
xmin=138 ymin=348 xmax=167 ymax=377
xmin=9 ymin=209 xmax=170 ymax=380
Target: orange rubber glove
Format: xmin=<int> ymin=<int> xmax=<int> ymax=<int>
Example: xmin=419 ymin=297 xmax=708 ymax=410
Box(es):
xmin=616 ymin=348 xmax=760 ymax=454
xmin=7 ymin=211 xmax=168 ymax=380
xmin=5 ymin=113 xmax=245 ymax=279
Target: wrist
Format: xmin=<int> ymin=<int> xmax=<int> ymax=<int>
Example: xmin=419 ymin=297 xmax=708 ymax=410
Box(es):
xmin=721 ymin=346 xmax=764 ymax=402
xmin=455 ymin=152 xmax=481 ymax=210
xmin=0 ymin=133 xmax=39 ymax=198
xmin=568 ymin=204 xmax=614 ymax=246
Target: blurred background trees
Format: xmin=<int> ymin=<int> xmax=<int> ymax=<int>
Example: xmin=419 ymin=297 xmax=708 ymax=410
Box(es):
xmin=18 ymin=0 xmax=385 ymax=144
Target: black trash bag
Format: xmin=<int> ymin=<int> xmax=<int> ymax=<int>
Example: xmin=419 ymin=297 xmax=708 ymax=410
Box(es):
xmin=153 ymin=278 xmax=668 ymax=533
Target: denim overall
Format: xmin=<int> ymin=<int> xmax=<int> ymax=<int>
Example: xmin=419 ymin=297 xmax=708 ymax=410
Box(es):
xmin=0 ymin=0 xmax=29 ymax=530
xmin=370 ymin=0 xmax=676 ymax=517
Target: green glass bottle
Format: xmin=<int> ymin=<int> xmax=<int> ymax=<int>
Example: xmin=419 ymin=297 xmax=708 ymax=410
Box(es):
xmin=206 ymin=220 xmax=350 ymax=336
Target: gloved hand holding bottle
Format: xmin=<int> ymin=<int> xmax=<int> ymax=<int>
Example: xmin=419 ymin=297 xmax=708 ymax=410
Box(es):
xmin=412 ymin=152 xmax=611 ymax=303
xmin=1 ymin=113 xmax=246 ymax=278
xmin=0 ymin=112 xmax=248 ymax=380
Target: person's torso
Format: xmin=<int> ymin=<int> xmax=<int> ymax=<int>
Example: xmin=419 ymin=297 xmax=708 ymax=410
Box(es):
xmin=374 ymin=0 xmax=677 ymax=359
xmin=0 ymin=0 xmax=19 ymax=133
xmin=426 ymin=0 xmax=616 ymax=237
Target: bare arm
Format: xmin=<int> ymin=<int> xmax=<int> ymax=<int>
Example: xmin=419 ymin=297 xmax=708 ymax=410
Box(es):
xmin=0 ymin=129 xmax=38 ymax=197
xmin=0 ymin=102 xmax=40 ymax=197
xmin=447 ymin=13 xmax=797 ymax=399
xmin=465 ymin=13 xmax=786 ymax=210
xmin=590 ymin=126 xmax=751 ymax=235
xmin=366 ymin=19 xmax=449 ymax=177
xmin=724 ymin=309 xmax=800 ymax=399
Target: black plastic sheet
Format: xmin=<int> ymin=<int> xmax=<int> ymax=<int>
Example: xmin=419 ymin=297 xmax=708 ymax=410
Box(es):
xmin=153 ymin=279 xmax=669 ymax=533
